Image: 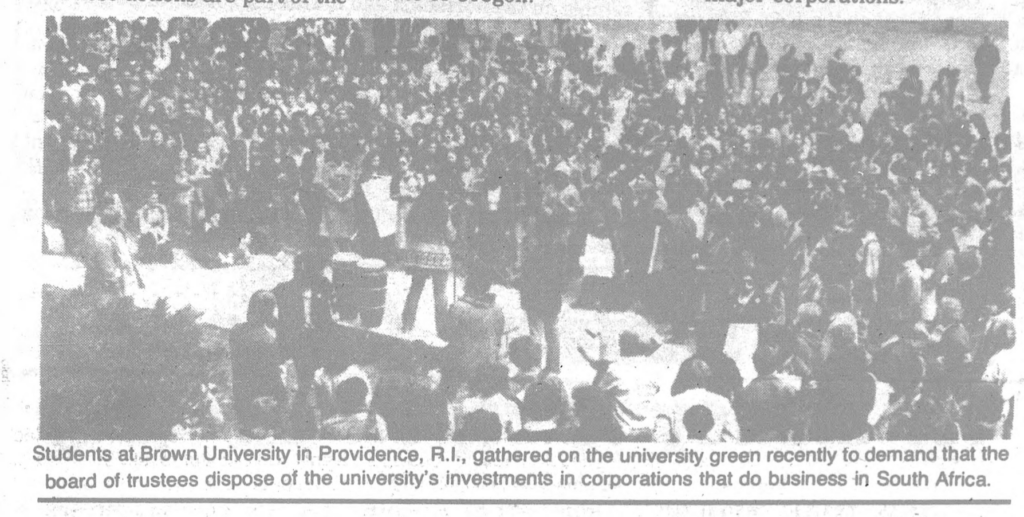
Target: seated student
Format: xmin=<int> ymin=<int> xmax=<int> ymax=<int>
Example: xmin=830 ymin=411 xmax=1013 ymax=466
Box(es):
xmin=507 ymin=336 xmax=572 ymax=424
xmin=511 ymin=382 xmax=571 ymax=441
xmin=735 ymin=340 xmax=801 ymax=442
xmin=373 ymin=349 xmax=450 ymax=440
xmin=453 ymin=410 xmax=503 ymax=441
xmin=195 ymin=212 xmax=233 ymax=268
xmin=508 ymin=336 xmax=545 ymax=400
xmin=569 ymin=385 xmax=625 ymax=442
xmin=318 ymin=377 xmax=389 ymax=440
xmin=240 ymin=396 xmax=283 ymax=440
xmin=960 ymin=382 xmax=1005 ymax=440
xmin=672 ymin=323 xmax=743 ymax=401
xmin=137 ymin=191 xmax=173 ymax=264
xmin=581 ymin=330 xmax=664 ymax=441
xmin=886 ymin=387 xmax=962 ymax=441
xmin=448 ymin=363 xmax=521 ymax=440
xmin=230 ymin=290 xmax=286 ymax=433
xmin=806 ymin=346 xmax=879 ymax=441
xmin=666 ymin=359 xmax=740 ymax=442
xmin=681 ymin=405 xmax=717 ymax=441
xmin=868 ymin=341 xmax=926 ymax=440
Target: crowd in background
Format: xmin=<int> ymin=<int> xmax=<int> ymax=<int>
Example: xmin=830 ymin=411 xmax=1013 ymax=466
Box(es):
xmin=44 ymin=17 xmax=1015 ymax=441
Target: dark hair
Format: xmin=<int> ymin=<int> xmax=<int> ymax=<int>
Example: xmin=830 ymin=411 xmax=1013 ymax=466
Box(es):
xmin=454 ymin=410 xmax=502 ymax=441
xmin=671 ymin=358 xmax=712 ymax=396
xmin=246 ymin=290 xmax=277 ymax=326
xmin=508 ymin=337 xmax=542 ymax=371
xmin=334 ymin=377 xmax=369 ymax=415
xmin=406 ymin=181 xmax=448 ymax=243
xmin=683 ymin=405 xmax=715 ymax=440
xmin=468 ymin=363 xmax=508 ymax=397
xmin=523 ymin=381 xmax=562 ymax=422
xmin=571 ymin=385 xmax=622 ymax=441
xmin=963 ymin=382 xmax=1003 ymax=425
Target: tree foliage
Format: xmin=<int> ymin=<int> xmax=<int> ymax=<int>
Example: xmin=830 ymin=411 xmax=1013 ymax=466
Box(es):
xmin=41 ymin=287 xmax=217 ymax=439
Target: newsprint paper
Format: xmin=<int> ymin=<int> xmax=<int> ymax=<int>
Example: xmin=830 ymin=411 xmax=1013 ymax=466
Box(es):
xmin=1 ymin=0 xmax=1023 ymax=515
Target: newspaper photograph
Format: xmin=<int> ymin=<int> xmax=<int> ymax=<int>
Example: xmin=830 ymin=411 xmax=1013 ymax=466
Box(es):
xmin=2 ymin=0 xmax=1022 ymax=515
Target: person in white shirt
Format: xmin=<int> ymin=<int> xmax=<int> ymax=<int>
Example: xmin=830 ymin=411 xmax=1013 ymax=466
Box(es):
xmin=581 ymin=331 xmax=664 ymax=440
xmin=981 ymin=315 xmax=1017 ymax=438
xmin=448 ymin=363 xmax=521 ymax=440
xmin=668 ymin=388 xmax=739 ymax=442
xmin=719 ymin=21 xmax=746 ymax=93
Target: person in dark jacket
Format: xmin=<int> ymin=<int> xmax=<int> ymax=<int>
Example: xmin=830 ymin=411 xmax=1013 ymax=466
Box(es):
xmin=697 ymin=20 xmax=719 ymax=63
xmin=739 ymin=32 xmax=769 ymax=94
xmin=519 ymin=224 xmax=567 ymax=374
xmin=974 ymin=36 xmax=1000 ymax=103
xmin=511 ymin=381 xmax=571 ymax=441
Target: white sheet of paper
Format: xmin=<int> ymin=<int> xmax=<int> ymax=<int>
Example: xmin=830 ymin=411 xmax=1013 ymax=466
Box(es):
xmin=580 ymin=235 xmax=615 ymax=279
xmin=361 ymin=176 xmax=398 ymax=238
xmin=724 ymin=323 xmax=759 ymax=388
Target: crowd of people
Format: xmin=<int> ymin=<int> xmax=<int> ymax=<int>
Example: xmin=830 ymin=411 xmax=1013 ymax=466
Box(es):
xmin=44 ymin=17 xmax=1015 ymax=441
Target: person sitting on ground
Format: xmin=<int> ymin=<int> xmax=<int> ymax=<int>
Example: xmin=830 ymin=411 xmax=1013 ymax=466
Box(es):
xmin=665 ymin=358 xmax=740 ymax=442
xmin=569 ymin=385 xmax=625 ymax=442
xmin=960 ymin=381 xmax=1004 ymax=440
xmin=318 ymin=377 xmax=389 ymax=440
xmin=453 ymin=410 xmax=503 ymax=441
xmin=230 ymin=290 xmax=286 ymax=435
xmin=137 ymin=190 xmax=173 ymax=264
xmin=511 ymin=381 xmax=571 ymax=441
xmin=508 ymin=336 xmax=545 ymax=400
xmin=681 ymin=405 xmax=716 ymax=441
xmin=241 ymin=396 xmax=283 ymax=440
xmin=735 ymin=336 xmax=802 ymax=442
xmin=448 ymin=362 xmax=521 ymax=440
xmin=582 ymin=330 xmax=664 ymax=441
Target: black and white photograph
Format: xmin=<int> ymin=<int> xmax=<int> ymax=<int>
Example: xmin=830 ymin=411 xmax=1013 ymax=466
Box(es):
xmin=40 ymin=16 xmax=1014 ymax=444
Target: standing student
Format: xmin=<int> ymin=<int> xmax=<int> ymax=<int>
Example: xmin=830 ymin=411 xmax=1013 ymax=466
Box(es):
xmin=400 ymin=180 xmax=455 ymax=334
xmin=719 ymin=21 xmax=745 ymax=93
xmin=974 ymin=35 xmax=1000 ymax=103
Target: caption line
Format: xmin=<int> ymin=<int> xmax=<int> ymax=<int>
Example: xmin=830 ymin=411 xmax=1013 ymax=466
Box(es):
xmin=38 ymin=498 xmax=1013 ymax=506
